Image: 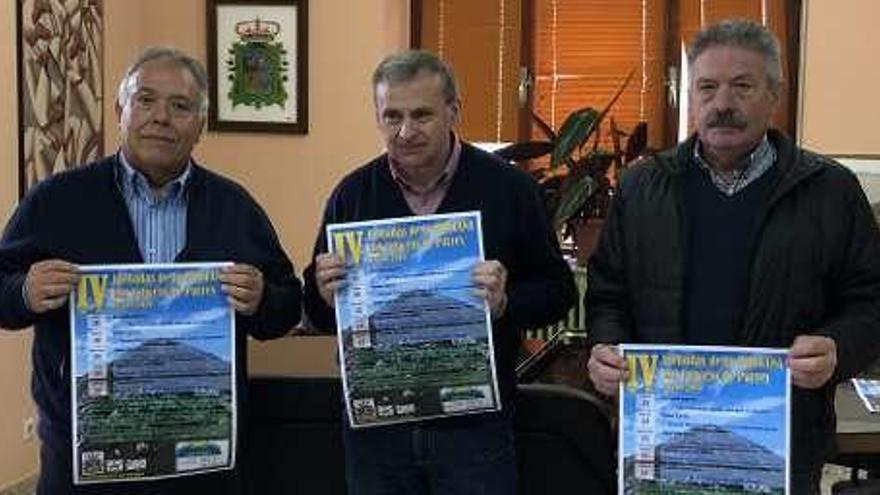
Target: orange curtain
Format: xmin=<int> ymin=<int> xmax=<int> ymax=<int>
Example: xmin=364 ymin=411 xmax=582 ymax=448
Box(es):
xmin=530 ymin=0 xmax=668 ymax=149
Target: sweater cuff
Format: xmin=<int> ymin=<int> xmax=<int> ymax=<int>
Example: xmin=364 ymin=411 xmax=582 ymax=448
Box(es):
xmin=4 ymin=272 xmax=37 ymax=327
xmin=21 ymin=279 xmax=32 ymax=312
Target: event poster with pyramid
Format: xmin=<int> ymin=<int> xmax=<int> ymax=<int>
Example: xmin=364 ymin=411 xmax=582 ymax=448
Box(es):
xmin=70 ymin=263 xmax=235 ymax=484
xmin=619 ymin=344 xmax=790 ymax=494
xmin=328 ymin=211 xmax=500 ymax=428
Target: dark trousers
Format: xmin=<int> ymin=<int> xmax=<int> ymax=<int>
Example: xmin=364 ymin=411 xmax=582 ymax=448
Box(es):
xmin=343 ymin=415 xmax=517 ymax=495
xmin=790 ymin=463 xmax=823 ymax=495
xmin=38 ymin=436 xmax=242 ymax=495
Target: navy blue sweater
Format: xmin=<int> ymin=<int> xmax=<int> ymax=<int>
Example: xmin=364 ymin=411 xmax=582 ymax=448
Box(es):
xmin=304 ymin=143 xmax=576 ymax=415
xmin=683 ymin=164 xmax=780 ymax=344
xmin=0 ymin=155 xmax=302 ymax=492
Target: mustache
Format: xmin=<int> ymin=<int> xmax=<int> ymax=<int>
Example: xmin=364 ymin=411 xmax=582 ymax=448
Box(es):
xmin=706 ymin=110 xmax=748 ymax=129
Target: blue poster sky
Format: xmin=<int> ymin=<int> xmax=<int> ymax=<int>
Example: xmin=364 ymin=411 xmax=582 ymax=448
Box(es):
xmin=621 ymin=345 xmax=789 ymax=457
xmin=328 ymin=212 xmax=486 ymax=331
xmin=71 ymin=263 xmax=234 ymax=377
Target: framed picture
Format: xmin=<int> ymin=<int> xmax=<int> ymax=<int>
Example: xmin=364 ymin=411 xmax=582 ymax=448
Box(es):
xmin=207 ymin=0 xmax=308 ymax=133
xmin=17 ymin=0 xmax=104 ymax=197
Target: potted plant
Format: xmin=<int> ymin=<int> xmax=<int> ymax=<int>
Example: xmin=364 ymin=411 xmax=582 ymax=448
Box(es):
xmin=495 ymin=71 xmax=648 ymax=265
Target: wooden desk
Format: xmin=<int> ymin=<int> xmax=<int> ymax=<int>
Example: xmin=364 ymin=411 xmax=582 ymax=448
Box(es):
xmin=834 ymin=381 xmax=880 ymax=471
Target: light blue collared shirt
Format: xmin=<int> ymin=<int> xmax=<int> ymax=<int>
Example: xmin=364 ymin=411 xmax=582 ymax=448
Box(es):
xmin=116 ymin=152 xmax=191 ymax=263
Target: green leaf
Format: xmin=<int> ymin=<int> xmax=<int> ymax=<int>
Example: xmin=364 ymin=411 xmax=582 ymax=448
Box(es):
xmin=551 ymin=108 xmax=600 ymax=168
xmin=553 ymin=173 xmax=596 ymax=231
xmin=494 ymin=141 xmax=554 ymax=162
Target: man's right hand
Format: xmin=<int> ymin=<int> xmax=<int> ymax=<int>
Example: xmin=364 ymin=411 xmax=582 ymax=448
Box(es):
xmin=587 ymin=344 xmax=628 ymax=397
xmin=24 ymin=260 xmax=80 ymax=313
xmin=314 ymin=253 xmax=347 ymax=308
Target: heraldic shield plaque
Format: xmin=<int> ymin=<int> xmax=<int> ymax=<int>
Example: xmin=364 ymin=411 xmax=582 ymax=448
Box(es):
xmin=208 ymin=0 xmax=309 ymax=133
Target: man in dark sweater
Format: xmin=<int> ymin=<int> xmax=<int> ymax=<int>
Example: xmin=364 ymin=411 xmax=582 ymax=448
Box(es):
xmin=0 ymin=47 xmax=302 ymax=494
xmin=586 ymin=19 xmax=880 ymax=494
xmin=304 ymin=51 xmax=575 ymax=495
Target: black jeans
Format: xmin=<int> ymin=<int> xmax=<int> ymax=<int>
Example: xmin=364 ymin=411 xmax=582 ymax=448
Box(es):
xmin=343 ymin=415 xmax=517 ymax=495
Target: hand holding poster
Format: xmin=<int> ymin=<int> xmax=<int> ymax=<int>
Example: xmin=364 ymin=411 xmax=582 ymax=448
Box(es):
xmin=71 ymin=263 xmax=235 ymax=484
xmin=328 ymin=211 xmax=500 ymax=428
xmin=619 ymin=344 xmax=790 ymax=494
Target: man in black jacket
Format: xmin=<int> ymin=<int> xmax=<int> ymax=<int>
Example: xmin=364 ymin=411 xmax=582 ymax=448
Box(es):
xmin=586 ymin=19 xmax=880 ymax=494
xmin=0 ymin=47 xmax=302 ymax=494
xmin=304 ymin=50 xmax=575 ymax=495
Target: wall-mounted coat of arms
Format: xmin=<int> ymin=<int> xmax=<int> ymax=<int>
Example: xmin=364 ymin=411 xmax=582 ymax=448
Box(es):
xmin=208 ymin=0 xmax=308 ymax=133
xmin=226 ymin=18 xmax=290 ymax=110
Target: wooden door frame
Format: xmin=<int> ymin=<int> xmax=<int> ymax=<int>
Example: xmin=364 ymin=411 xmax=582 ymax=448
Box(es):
xmin=410 ymin=0 xmax=422 ymax=48
xmin=784 ymin=0 xmax=803 ymax=140
xmin=518 ymin=0 xmax=534 ymax=141
xmin=663 ymin=0 xmax=681 ymax=147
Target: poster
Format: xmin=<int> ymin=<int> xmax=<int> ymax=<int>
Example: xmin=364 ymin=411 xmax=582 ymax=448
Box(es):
xmin=328 ymin=211 xmax=500 ymax=427
xmin=852 ymin=378 xmax=880 ymax=413
xmin=71 ymin=263 xmax=235 ymax=484
xmin=619 ymin=344 xmax=790 ymax=494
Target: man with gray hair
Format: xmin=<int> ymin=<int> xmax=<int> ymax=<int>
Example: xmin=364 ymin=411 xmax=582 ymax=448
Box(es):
xmin=305 ymin=50 xmax=575 ymax=494
xmin=0 ymin=46 xmax=302 ymax=494
xmin=586 ymin=18 xmax=880 ymax=493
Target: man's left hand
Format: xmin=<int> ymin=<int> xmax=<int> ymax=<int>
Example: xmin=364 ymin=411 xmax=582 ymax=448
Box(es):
xmin=220 ymin=264 xmax=264 ymax=316
xmin=789 ymin=335 xmax=837 ymax=389
xmin=473 ymin=260 xmax=508 ymax=319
